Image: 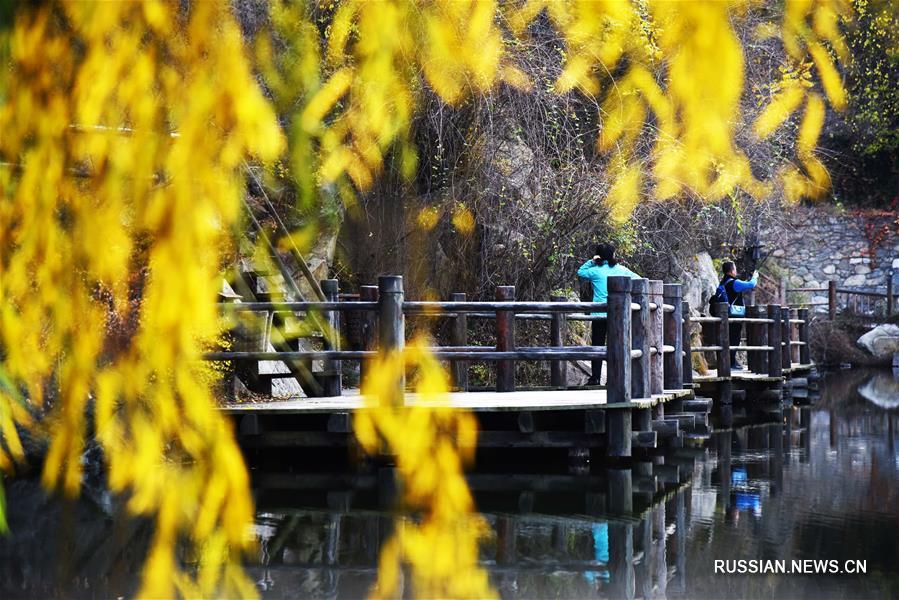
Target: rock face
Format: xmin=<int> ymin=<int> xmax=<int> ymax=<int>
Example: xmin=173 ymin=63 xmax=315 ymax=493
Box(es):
xmin=857 ymin=324 xmax=899 ymax=358
xmin=678 ymin=252 xmax=718 ymax=315
xmin=761 ymin=207 xmax=899 ymax=313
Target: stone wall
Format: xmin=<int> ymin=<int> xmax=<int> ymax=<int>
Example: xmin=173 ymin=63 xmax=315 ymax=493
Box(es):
xmin=762 ymin=206 xmax=899 ymax=303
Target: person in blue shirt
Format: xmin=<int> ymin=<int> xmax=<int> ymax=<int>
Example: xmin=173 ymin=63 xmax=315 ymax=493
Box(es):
xmin=720 ymin=261 xmax=758 ymax=370
xmin=577 ymin=243 xmax=642 ymax=385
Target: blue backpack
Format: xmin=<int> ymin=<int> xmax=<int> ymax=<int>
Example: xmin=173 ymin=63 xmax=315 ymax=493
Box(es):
xmin=710 ymin=277 xmax=746 ymax=316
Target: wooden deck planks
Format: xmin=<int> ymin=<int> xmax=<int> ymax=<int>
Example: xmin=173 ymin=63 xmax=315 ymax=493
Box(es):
xmin=693 ymin=362 xmax=815 ymax=383
xmin=693 ymin=369 xmax=785 ymax=383
xmin=222 ymin=388 xmax=694 ymax=414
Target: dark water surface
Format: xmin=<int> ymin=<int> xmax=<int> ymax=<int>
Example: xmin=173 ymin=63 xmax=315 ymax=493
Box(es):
xmin=1 ymin=369 xmax=898 ymax=599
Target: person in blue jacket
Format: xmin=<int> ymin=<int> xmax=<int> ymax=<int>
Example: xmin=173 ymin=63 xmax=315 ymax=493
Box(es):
xmin=719 ymin=261 xmax=758 ymax=370
xmin=577 ymin=243 xmax=642 ymax=385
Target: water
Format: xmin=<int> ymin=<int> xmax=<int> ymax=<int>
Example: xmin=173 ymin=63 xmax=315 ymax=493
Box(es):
xmin=2 ymin=369 xmax=898 ymax=599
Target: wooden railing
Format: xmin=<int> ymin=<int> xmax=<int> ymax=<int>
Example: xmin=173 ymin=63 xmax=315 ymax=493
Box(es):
xmin=690 ymin=302 xmax=811 ymax=401
xmin=206 ymin=275 xmax=690 ymax=405
xmin=783 ymin=276 xmax=895 ymax=319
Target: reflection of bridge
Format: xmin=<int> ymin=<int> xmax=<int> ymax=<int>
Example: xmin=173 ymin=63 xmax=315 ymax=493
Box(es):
xmin=247 ymin=400 xmax=863 ymax=599
xmin=247 ymin=445 xmax=708 ymax=599
xmin=212 ymin=275 xmax=816 ymax=458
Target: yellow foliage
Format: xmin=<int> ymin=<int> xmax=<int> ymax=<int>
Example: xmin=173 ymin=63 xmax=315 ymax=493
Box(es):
xmin=754 ymin=82 xmax=807 ymax=140
xmin=0 ymin=1 xmax=865 ymax=597
xmin=294 ymin=0 xmax=510 ymax=193
xmin=451 ymin=205 xmax=477 ymax=235
xmin=606 ymin=159 xmax=644 ymax=223
xmin=809 ymin=41 xmax=848 ymax=110
xmin=356 ymin=339 xmax=496 ymax=599
xmin=295 ymin=0 xmax=854 ymax=216
xmin=753 ymin=0 xmax=852 ymax=199
xmin=0 ymin=2 xmax=282 ymax=598
xmin=417 ymin=205 xmax=443 ymax=231
xmin=798 ymin=93 xmax=827 ymax=157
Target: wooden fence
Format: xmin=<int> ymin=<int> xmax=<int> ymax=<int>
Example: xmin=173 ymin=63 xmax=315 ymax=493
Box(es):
xmin=692 ymin=306 xmax=811 ymax=373
xmin=781 ymin=275 xmax=895 ymax=319
xmin=206 ymin=275 xmax=689 ymax=406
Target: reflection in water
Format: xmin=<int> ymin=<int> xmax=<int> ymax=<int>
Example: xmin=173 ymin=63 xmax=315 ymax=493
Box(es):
xmin=239 ymin=491 xmax=697 ymax=600
xmin=858 ymin=372 xmax=899 ymax=410
xmin=1 ymin=369 xmax=898 ymax=599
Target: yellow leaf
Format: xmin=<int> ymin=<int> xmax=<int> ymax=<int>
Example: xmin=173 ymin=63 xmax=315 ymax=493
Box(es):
xmin=300 ymin=68 xmax=353 ymax=133
xmin=753 ymin=82 xmax=805 ymax=139
xmin=451 ymin=205 xmax=475 ymax=235
xmin=797 ymin=93 xmax=825 ymax=157
xmin=809 ymin=42 xmax=847 ymax=110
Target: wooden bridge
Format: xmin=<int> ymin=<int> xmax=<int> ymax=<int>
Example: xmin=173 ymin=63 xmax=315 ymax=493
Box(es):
xmin=209 ymin=273 xmax=815 ymax=461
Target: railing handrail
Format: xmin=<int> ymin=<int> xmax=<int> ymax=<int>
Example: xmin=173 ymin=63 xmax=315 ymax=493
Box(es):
xmin=219 ymin=300 xmax=663 ymax=314
xmin=834 ymin=287 xmax=887 ymax=298
xmin=783 ymin=277 xmax=894 ymax=319
xmin=786 ymin=285 xmax=888 ymax=298
xmin=217 ymin=275 xmax=692 ymax=409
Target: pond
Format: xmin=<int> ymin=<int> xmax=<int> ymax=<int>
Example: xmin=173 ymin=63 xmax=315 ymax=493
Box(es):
xmin=1 ymin=369 xmax=897 ymax=599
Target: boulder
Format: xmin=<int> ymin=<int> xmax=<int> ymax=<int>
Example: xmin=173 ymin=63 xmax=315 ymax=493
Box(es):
xmin=857 ymin=324 xmax=899 ymax=358
xmin=678 ymin=252 xmax=718 ymax=315
xmin=565 ymin=360 xmax=593 ymax=386
xmin=565 ymin=323 xmax=598 ymax=385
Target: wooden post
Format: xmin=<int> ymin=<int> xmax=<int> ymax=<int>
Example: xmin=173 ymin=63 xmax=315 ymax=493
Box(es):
xmin=767 ymin=304 xmax=782 ymax=378
xmin=673 ymin=490 xmax=687 ymax=593
xmin=780 ymin=277 xmax=788 ymax=305
xmin=711 ymin=302 xmax=731 ymax=378
xmin=631 ymin=279 xmax=650 ymax=399
xmin=633 ymin=407 xmax=651 ymax=432
xmin=790 ymin=308 xmax=801 ymax=364
xmin=681 ymin=301 xmax=693 ymax=387
xmin=378 ymin=276 xmax=405 ymax=404
xmin=746 ymin=305 xmax=765 ymax=374
xmin=648 ymin=280 xmax=665 ymax=419
xmin=450 ymin=292 xmax=469 ymax=391
xmin=359 ymin=285 xmax=378 ymax=385
xmin=608 ymin=468 xmax=634 ymax=514
xmin=648 ymin=280 xmax=664 ymax=397
xmin=608 ymin=522 xmax=635 ymax=600
xmin=663 ymin=284 xmax=684 ymax=391
xmin=636 ymin=511 xmax=653 ymax=600
xmin=798 ymin=308 xmax=810 ymax=365
xmin=607 ymin=276 xmax=632 ymax=458
xmin=321 ymin=279 xmax=342 ymax=396
xmin=828 ymin=280 xmax=837 ymax=320
xmin=887 ymin=272 xmax=894 ymax=318
xmin=607 ymin=277 xmax=632 ymax=404
xmin=550 ymin=294 xmax=567 ymax=389
xmin=781 ymin=306 xmax=792 ymax=370
xmin=496 ymin=286 xmax=515 ymax=392
xmin=652 ymin=505 xmax=667 ymax=598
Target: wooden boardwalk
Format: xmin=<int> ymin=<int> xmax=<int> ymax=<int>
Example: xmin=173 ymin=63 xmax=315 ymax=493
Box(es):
xmin=224 ymin=388 xmax=695 ymax=414
xmin=212 ymin=274 xmax=815 ymax=459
